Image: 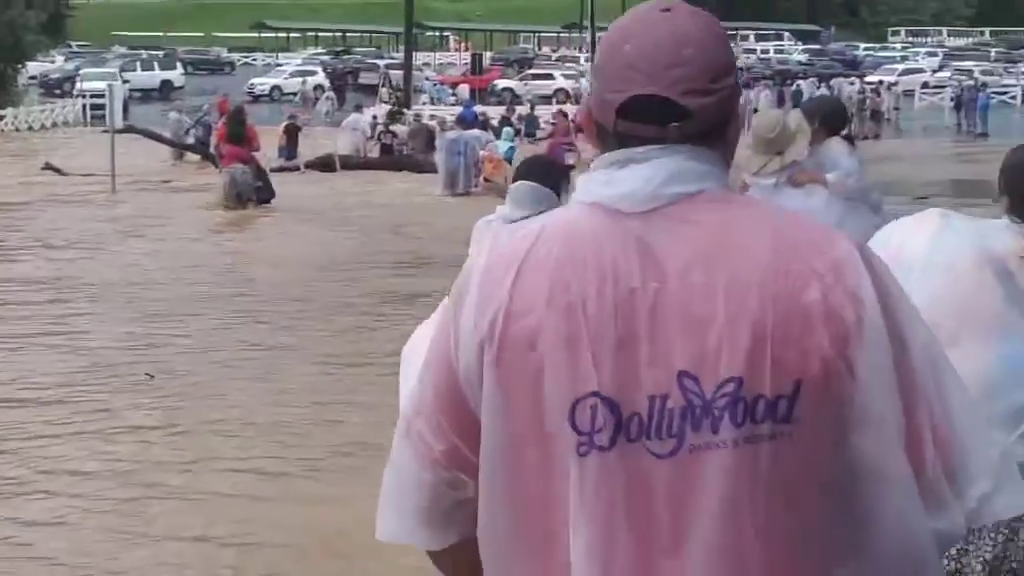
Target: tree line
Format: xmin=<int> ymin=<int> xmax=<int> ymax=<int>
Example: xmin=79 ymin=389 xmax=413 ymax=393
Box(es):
xmin=0 ymin=0 xmax=70 ymax=107
xmin=688 ymin=0 xmax=1023 ymax=37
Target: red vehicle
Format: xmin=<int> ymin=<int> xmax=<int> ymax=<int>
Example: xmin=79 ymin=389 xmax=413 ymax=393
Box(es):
xmin=436 ymin=66 xmax=505 ymax=91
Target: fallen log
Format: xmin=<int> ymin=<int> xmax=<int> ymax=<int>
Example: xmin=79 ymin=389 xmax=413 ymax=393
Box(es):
xmin=40 ymin=161 xmax=105 ymax=177
xmin=270 ymin=153 xmax=437 ymax=174
xmin=107 ymin=123 xmax=219 ymax=168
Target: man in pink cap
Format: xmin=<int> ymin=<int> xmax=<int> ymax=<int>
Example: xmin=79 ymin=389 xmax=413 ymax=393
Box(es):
xmin=375 ymin=2 xmax=1024 ymax=575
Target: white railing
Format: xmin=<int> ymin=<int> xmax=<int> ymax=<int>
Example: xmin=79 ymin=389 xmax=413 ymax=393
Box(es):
xmin=0 ymin=83 xmax=126 ymax=133
xmin=914 ymin=86 xmax=1022 ymax=123
xmin=0 ymin=99 xmax=81 ymax=132
xmin=226 ymin=51 xmax=489 ymax=69
xmin=402 ymin=103 xmax=577 ymax=126
xmin=915 ymin=86 xmax=1023 ymax=110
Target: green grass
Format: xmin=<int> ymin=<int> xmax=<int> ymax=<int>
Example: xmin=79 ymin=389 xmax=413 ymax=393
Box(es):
xmin=69 ymin=0 xmax=634 ymax=47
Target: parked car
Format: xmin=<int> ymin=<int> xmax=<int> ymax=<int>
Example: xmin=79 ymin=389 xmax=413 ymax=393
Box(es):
xmin=905 ymin=47 xmax=945 ymax=70
xmin=863 ymin=63 xmax=933 ymax=92
xmin=178 ymin=47 xmax=237 ymax=74
xmin=826 ymin=47 xmax=862 ymax=71
xmin=353 ymin=59 xmax=428 ymax=88
xmin=38 ymin=59 xmax=103 ymax=97
xmin=488 ymin=46 xmax=536 ymax=72
xmin=436 ymin=65 xmax=507 ymax=90
xmin=804 ymin=60 xmax=851 ymax=81
xmin=74 ymin=67 xmax=130 ymax=119
xmin=789 ymin=45 xmax=830 ymax=63
xmin=245 ymin=65 xmax=328 ymax=101
xmin=490 ymin=68 xmax=581 ymax=104
xmin=116 ymin=57 xmax=186 ymax=99
xmin=930 ymin=64 xmax=1004 ymax=88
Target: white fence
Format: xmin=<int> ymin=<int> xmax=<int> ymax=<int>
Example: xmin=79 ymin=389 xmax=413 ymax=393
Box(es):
xmin=915 ymin=86 xmax=1023 ymax=114
xmin=0 ymin=85 xmax=126 ymax=133
xmin=229 ymin=51 xmax=487 ymax=69
xmin=0 ymin=99 xmax=81 ymax=132
xmin=401 ymin=103 xmax=577 ymax=127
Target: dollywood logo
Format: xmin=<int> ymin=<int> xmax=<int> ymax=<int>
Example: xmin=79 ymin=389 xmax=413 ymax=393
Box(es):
xmin=567 ymin=370 xmax=802 ymax=459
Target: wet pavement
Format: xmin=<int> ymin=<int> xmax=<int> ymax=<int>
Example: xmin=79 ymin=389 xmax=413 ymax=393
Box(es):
xmin=26 ymin=67 xmax=1024 ymax=140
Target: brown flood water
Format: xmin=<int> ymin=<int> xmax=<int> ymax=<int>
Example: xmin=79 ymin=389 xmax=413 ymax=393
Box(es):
xmin=0 ymin=128 xmax=495 ymax=576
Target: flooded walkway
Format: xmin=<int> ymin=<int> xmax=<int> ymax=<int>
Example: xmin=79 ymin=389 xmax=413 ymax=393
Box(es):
xmin=0 ymin=129 xmax=495 ymax=576
xmin=0 ymin=129 xmax=1009 ymax=575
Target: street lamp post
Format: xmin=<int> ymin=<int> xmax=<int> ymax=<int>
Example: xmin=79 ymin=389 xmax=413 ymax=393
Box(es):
xmin=401 ymin=0 xmax=414 ymax=109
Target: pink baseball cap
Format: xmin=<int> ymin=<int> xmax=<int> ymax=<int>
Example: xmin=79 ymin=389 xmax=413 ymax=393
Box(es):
xmin=589 ymin=0 xmax=740 ymax=140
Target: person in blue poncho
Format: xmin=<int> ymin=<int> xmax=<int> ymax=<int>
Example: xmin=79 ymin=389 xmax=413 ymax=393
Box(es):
xmin=977 ymin=83 xmax=992 ymax=139
xmin=455 ymin=99 xmax=478 ymax=129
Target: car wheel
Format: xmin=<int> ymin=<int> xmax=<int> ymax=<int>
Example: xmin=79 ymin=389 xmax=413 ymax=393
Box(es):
xmin=248 ymin=95 xmax=261 ymax=102
xmin=500 ymin=88 xmax=516 ymax=105
xmin=268 ymin=86 xmax=283 ymax=101
xmin=157 ymin=80 xmax=174 ymax=100
xmin=553 ymin=89 xmax=569 ymax=104
xmin=920 ymin=81 xmax=930 ymax=90
xmin=222 ymin=63 xmax=235 ymax=74
xmin=313 ymin=85 xmax=325 ymax=99
xmin=184 ymin=63 xmax=195 ymax=74
xmin=122 ymin=99 xmax=130 ymax=121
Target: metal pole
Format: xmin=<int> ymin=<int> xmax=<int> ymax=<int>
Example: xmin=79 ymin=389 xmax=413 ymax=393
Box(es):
xmin=621 ymin=0 xmax=626 ymax=14
xmin=588 ymin=0 xmax=598 ymax=58
xmin=578 ymin=0 xmax=585 ymax=49
xmin=107 ymin=83 xmax=116 ymax=194
xmin=401 ymin=0 xmax=415 ymax=109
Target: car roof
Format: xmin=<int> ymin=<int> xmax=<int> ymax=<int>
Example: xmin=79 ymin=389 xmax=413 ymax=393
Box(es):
xmin=78 ymin=67 xmax=120 ymax=73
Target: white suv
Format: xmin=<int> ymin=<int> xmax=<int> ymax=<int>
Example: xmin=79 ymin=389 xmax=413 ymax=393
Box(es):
xmin=930 ymin=64 xmax=1004 ymax=88
xmin=864 ymin=63 xmax=933 ymax=93
xmin=491 ymin=69 xmax=581 ymax=104
xmin=116 ymin=56 xmax=185 ymax=100
xmin=246 ymin=65 xmax=329 ymax=102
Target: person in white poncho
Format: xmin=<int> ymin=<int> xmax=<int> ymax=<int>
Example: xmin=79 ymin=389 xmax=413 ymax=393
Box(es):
xmin=745 ymin=95 xmax=885 ymax=244
xmin=869 ymin=144 xmax=1024 ymax=575
xmin=336 ymin=103 xmax=371 ymax=156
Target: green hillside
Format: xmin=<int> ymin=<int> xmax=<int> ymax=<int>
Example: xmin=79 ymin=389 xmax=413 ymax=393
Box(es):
xmin=69 ymin=0 xmax=634 ymax=46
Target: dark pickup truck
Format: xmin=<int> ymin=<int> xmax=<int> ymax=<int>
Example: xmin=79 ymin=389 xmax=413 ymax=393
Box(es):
xmin=177 ymin=48 xmax=236 ymax=74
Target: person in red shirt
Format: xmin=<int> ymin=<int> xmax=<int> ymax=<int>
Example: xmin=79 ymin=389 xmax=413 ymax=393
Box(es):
xmin=214 ymin=104 xmax=261 ymax=158
xmin=217 ymin=104 xmax=275 ymax=207
xmin=216 ymin=93 xmax=231 ymax=119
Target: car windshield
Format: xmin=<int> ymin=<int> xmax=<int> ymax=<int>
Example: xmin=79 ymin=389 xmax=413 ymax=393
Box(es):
xmin=874 ymin=65 xmax=899 ymax=76
xmin=79 ymin=70 xmax=119 ymax=83
xmin=266 ymin=68 xmax=290 ymax=78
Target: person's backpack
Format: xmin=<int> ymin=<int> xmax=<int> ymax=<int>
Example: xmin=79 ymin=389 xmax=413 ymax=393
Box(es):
xmin=502 ymin=145 xmax=516 ymax=164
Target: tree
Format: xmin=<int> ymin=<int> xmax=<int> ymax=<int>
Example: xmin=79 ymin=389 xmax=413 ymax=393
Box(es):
xmin=0 ymin=0 xmax=69 ymax=107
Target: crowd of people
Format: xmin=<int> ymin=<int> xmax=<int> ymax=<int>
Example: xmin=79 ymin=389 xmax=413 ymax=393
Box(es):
xmin=743 ymin=75 xmax=901 ymax=141
xmin=377 ymin=1 xmax=1024 ymax=576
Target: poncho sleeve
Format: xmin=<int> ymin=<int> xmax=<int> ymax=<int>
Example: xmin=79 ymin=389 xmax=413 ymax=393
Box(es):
xmin=377 ymin=260 xmax=483 ymax=551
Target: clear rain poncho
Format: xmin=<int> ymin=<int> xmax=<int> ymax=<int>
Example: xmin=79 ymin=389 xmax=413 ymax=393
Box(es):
xmin=398 ymin=181 xmax=563 ymax=410
xmin=748 ymin=137 xmax=885 ymax=244
xmin=436 ymin=129 xmax=482 ymax=196
xmin=869 ymin=208 xmax=1024 ymax=467
xmin=378 ymin=145 xmax=1024 ymax=576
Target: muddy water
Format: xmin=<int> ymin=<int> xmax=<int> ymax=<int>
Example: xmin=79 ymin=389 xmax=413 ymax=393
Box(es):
xmin=0 ymin=129 xmax=495 ymax=576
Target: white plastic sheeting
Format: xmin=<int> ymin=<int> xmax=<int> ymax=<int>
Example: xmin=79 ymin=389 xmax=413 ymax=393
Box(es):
xmin=870 ymin=208 xmax=1024 ymax=466
xmin=380 ymin=146 xmax=1024 ymax=575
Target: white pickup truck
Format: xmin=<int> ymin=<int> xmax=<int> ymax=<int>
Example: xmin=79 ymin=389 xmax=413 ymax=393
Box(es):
xmin=114 ymin=56 xmax=186 ymax=100
xmin=73 ymin=67 xmax=130 ymax=120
